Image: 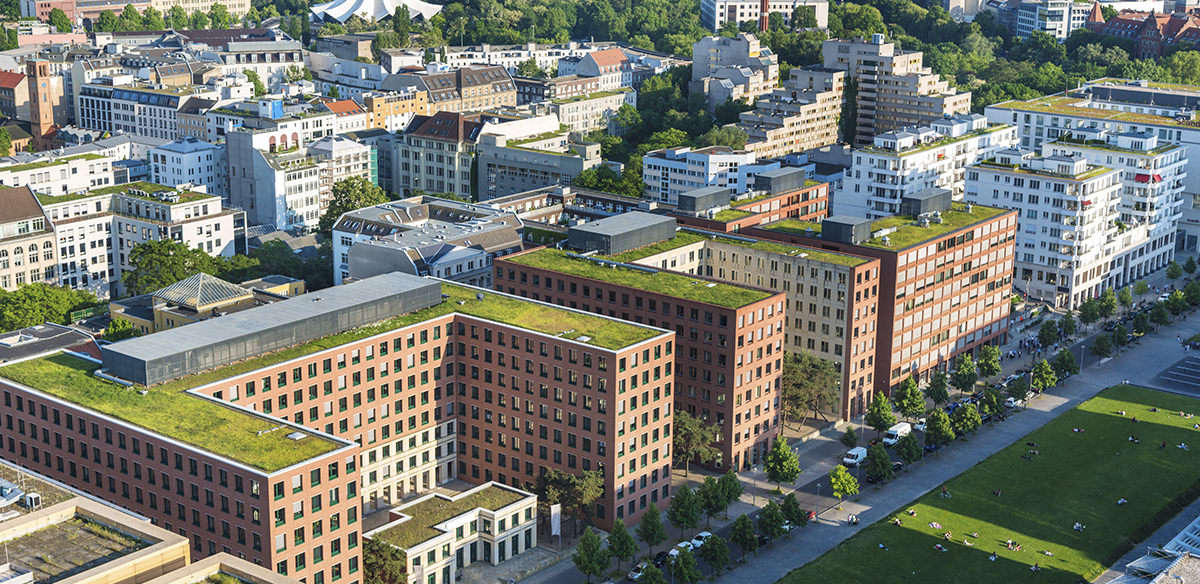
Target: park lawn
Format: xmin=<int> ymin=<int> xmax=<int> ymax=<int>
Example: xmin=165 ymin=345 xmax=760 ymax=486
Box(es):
xmin=781 ymin=385 xmax=1200 ymax=584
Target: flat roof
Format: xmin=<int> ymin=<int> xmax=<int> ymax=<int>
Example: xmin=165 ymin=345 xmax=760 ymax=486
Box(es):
xmin=993 ymin=94 xmax=1200 ymax=129
xmin=608 ymin=229 xmax=869 ymax=267
xmin=0 ymin=325 xmax=96 ymax=365
xmin=570 ymin=211 xmax=674 ymax=238
xmin=861 ymin=202 xmax=1008 ymax=250
xmin=371 ymin=485 xmax=528 ymax=550
xmin=503 ymin=248 xmax=776 ymax=308
xmin=6 ymin=515 xmax=149 ymax=583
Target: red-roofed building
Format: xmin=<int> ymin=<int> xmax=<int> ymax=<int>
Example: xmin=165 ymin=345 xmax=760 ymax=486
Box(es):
xmin=571 ymin=48 xmax=634 ymax=91
xmin=0 ymin=71 xmax=28 ymax=121
xmin=321 ymin=98 xmax=368 ymax=133
xmin=1088 ymin=6 xmax=1200 ymax=58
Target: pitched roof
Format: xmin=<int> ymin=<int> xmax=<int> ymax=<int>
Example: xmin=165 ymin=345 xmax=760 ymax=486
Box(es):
xmin=324 ymin=99 xmax=365 ymax=116
xmin=0 ymin=186 xmax=46 ymax=225
xmin=403 ymin=111 xmax=483 ymax=143
xmin=153 ymin=273 xmax=252 ymax=308
xmin=588 ymin=48 xmax=629 ymax=68
xmin=0 ymin=71 xmax=24 ymax=90
xmin=1087 ymin=2 xmax=1104 ymax=24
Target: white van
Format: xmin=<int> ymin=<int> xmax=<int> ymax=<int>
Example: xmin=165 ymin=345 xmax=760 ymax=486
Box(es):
xmin=842 ymin=446 xmax=867 ymax=466
xmin=882 ymin=422 xmax=912 ymax=446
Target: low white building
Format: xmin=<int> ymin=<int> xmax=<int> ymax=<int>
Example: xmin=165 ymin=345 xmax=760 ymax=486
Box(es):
xmin=642 ymin=145 xmax=781 ymax=204
xmin=0 ymin=152 xmax=115 ymax=197
xmin=149 ymin=138 xmax=228 ymax=200
xmin=965 ymin=149 xmax=1122 ymax=308
xmin=838 ymin=114 xmax=1018 ymax=218
xmin=700 ymin=0 xmax=828 ymax=30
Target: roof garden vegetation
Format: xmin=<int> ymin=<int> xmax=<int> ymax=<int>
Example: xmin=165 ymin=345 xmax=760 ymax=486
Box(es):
xmin=505 ymin=248 xmax=774 ymax=308
xmin=998 ymin=95 xmax=1200 ymax=129
xmin=860 ymin=124 xmax=1012 ymax=156
xmin=90 ymin=181 xmax=216 ymax=204
xmin=1053 ymin=133 xmax=1179 ymax=156
xmin=862 ymin=202 xmax=1007 ymax=250
xmin=608 ymin=230 xmax=868 ymax=267
xmin=551 ymin=89 xmax=626 ymax=104
xmin=373 ymin=486 xmax=527 ymax=550
xmin=0 ymin=353 xmax=345 ymax=472
xmin=763 ymin=219 xmax=822 ymax=235
xmin=712 ymin=209 xmax=752 ymax=222
xmin=1 ymin=153 xmax=106 ymax=174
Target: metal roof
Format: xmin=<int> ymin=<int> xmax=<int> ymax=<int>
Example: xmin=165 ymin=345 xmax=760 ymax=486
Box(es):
xmin=152 ymin=273 xmax=252 ymax=308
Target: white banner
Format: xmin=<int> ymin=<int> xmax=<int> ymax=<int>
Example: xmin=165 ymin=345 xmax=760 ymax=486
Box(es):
xmin=550 ymin=503 xmax=562 ymax=536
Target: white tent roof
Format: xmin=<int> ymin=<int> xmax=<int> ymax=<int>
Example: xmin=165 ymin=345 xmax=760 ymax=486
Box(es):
xmin=311 ymin=0 xmax=441 ymax=23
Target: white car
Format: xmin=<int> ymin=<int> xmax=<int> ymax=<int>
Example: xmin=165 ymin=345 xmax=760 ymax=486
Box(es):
xmin=1004 ymin=397 xmax=1025 ymax=409
xmin=691 ymin=531 xmax=714 ymax=549
xmin=667 ymin=541 xmax=694 ymax=561
xmin=914 ymin=418 xmax=927 ymax=432
xmin=782 ymin=520 xmax=794 ymax=532
xmin=628 ymin=561 xmax=649 ymax=581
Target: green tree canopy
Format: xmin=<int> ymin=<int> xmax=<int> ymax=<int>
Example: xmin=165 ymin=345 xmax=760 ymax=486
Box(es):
xmin=895 ymin=375 xmax=925 ymax=420
xmin=49 ymin=7 xmax=72 ymax=32
xmin=667 ymin=484 xmax=701 ymax=539
xmin=142 ymin=6 xmax=164 ymax=30
xmin=190 ymin=10 xmax=210 ymax=29
xmin=1168 ymin=261 xmax=1183 ymax=280
xmin=1031 ymin=358 xmax=1057 ymax=393
xmin=698 ymin=533 xmax=730 ymax=576
xmin=0 ymin=128 xmax=12 ymax=157
xmin=896 ymin=433 xmax=922 ymax=466
xmin=950 ymin=353 xmax=978 ymax=396
xmin=672 ymin=410 xmax=720 ymax=476
xmin=764 ymin=437 xmax=801 ymax=485
xmin=730 ymin=514 xmax=757 ymax=560
xmin=950 ymin=402 xmax=982 ymax=435
xmin=96 ymin=10 xmax=119 ymax=32
xmin=244 ymin=70 xmax=266 ymax=97
xmin=392 ymin=5 xmax=411 ymax=39
xmin=319 ymin=176 xmax=387 ymax=233
xmin=105 ymin=317 xmax=140 ymax=341
xmin=781 ymin=352 xmax=840 ymax=425
xmin=1038 ymin=319 xmax=1059 ymax=348
xmin=924 ymin=409 xmax=955 ymax=448
xmin=864 ymin=443 xmax=894 ymax=482
xmin=363 ymin=538 xmax=406 ymax=584
xmin=829 ymin=464 xmax=859 ymax=501
xmin=758 ymin=501 xmax=786 ymax=540
xmin=671 ymin=548 xmax=702 ymax=584
xmin=1091 ymin=334 xmax=1113 ymax=360
xmin=840 ymin=426 xmax=858 ymax=449
xmin=208 ymin=3 xmax=232 ymax=29
xmin=1060 ymin=311 xmax=1077 ymax=336
xmin=572 ymin=527 xmax=607 ymax=583
xmin=717 ymin=470 xmax=743 ymax=515
xmin=606 ymin=518 xmax=636 ymax=571
xmin=0 ymin=284 xmax=99 ymax=331
xmin=864 ymin=392 xmax=895 ymax=437
xmin=636 ymin=508 xmax=667 ymax=554
xmin=977 ymin=344 xmax=1002 ymax=382
xmin=926 ymin=371 xmax=950 ymax=406
xmin=697 ymin=476 xmax=724 ymax=528
xmin=167 ymin=6 xmax=188 ymax=29
xmin=1135 ymin=280 xmax=1150 ymax=295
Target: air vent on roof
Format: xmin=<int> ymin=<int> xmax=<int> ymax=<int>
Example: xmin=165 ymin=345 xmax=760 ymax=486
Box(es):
xmin=287 ymin=432 xmax=307 ymax=441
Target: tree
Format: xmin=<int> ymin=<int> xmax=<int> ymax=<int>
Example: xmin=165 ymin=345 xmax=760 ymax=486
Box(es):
xmin=167 ymin=5 xmax=187 ymax=29
xmin=392 ymin=5 xmax=410 ymax=39
xmin=896 ymin=433 xmax=922 ymax=466
xmin=606 ymin=519 xmax=636 ymax=571
xmin=1112 ymin=324 xmax=1129 ymax=351
xmin=189 ymin=10 xmax=210 ymax=29
xmin=780 ymin=352 xmax=840 ymax=425
xmin=829 ymin=465 xmax=859 ymax=503
xmin=208 ymin=2 xmax=231 ymax=29
xmin=695 ymin=126 xmax=748 ymax=149
xmin=1052 ymin=350 xmax=1079 ymax=379
xmin=1091 ymin=334 xmax=1113 ymax=360
xmin=1038 ymin=319 xmax=1059 ymax=348
xmin=0 ymin=128 xmax=11 ymax=157
xmin=319 ymin=176 xmax=386 ymax=233
xmin=1079 ymin=298 xmax=1101 ymax=330
xmin=951 ymin=403 xmax=982 ymax=435
xmin=926 ymin=371 xmax=950 ymax=406
xmin=636 ymin=508 xmax=667 ymax=555
xmin=925 ymin=409 xmax=955 ymax=448
xmin=96 ymin=10 xmax=118 ymax=32
xmin=244 ymin=70 xmax=266 ymax=97
xmin=950 ymin=353 xmax=978 ymax=396
xmin=978 ymin=345 xmax=1002 ymax=383
xmin=1152 ymin=303 xmax=1171 ymax=326
xmin=1168 ymin=261 xmax=1184 ymax=281
xmin=1187 ymin=281 xmax=1200 ymax=306
xmin=516 ymin=57 xmax=548 ymax=79
xmin=980 ymin=387 xmax=1004 ymax=419
xmin=363 ymin=538 xmax=406 ymax=584
xmin=639 ymin=565 xmax=667 ymax=584
xmin=1169 ymin=290 xmax=1189 ymax=315
xmin=143 ymin=6 xmax=164 ymax=30
xmin=717 ymin=470 xmax=742 ymax=516
xmin=1133 ymin=312 xmax=1151 ymax=335
xmin=758 ymin=501 xmax=786 ymax=541
xmin=864 ymin=392 xmax=895 ymax=437
xmin=780 ymin=492 xmax=807 ymax=528
xmin=792 ymin=5 xmax=818 ymax=27
xmin=667 ymin=485 xmax=700 ymax=539
xmin=118 ymin=4 xmax=143 ymax=30
xmin=840 ymin=426 xmax=857 ymax=449
xmin=1007 ymin=375 xmax=1030 ymax=403
xmin=0 ymin=284 xmax=99 ymax=331
xmin=698 ymin=534 xmax=730 ymax=576
xmin=1119 ymin=286 xmax=1134 ymax=315
xmin=1135 ymin=280 xmax=1150 ymax=296
xmin=672 ymin=411 xmax=721 ymax=476
xmin=49 ymin=7 xmax=71 ymax=32
xmin=572 ymin=527 xmax=607 ymax=584
xmin=533 ymin=469 xmax=604 ymax=536
xmin=764 ymin=437 xmax=801 ymax=486
xmin=895 ymin=375 xmax=925 ymax=421
xmin=105 ymin=317 xmax=140 ymax=341
xmin=122 ymin=239 xmax=215 ymax=296
xmin=1030 ymin=358 xmax=1057 ymax=393
xmin=864 ymin=443 xmax=893 ymax=482
xmin=1099 ymin=288 xmax=1118 ymax=319
xmin=730 ymin=514 xmax=757 ymax=560
xmin=1060 ymin=311 xmax=1077 ymax=337
xmin=697 ymin=477 xmax=724 ymax=528
xmin=1187 ymin=256 xmax=1198 ymax=276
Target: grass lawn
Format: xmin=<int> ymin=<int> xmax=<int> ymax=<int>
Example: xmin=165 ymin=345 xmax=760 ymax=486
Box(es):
xmin=782 ymin=385 xmax=1200 ymax=584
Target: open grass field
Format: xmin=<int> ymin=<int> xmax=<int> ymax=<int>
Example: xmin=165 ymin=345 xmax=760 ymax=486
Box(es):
xmin=781 ymin=385 xmax=1200 ymax=583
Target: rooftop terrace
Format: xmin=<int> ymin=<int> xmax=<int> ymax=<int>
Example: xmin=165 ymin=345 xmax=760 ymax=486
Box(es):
xmin=860 ymin=124 xmax=1012 ymax=156
xmin=6 ymin=517 xmax=147 ymax=583
xmin=995 ymin=95 xmax=1200 ymax=129
xmin=860 ymin=202 xmax=1008 ymax=249
xmin=0 ymin=283 xmax=659 ymax=471
xmin=371 ymin=486 xmax=527 ymax=550
xmin=504 ymin=248 xmax=776 ymax=308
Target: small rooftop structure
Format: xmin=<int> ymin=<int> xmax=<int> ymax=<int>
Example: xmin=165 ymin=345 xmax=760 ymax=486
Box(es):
xmin=567 ymin=212 xmax=677 ymax=256
xmin=0 ymin=325 xmax=96 ymax=366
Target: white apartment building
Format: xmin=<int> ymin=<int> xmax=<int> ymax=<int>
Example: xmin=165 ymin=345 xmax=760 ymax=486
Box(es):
xmin=642 ymin=145 xmax=781 ymax=204
xmin=700 ymin=0 xmax=829 ymax=30
xmin=965 ymin=149 xmax=1123 ymax=308
xmin=691 ymin=34 xmax=780 ymax=110
xmin=1015 ymin=0 xmax=1092 ymax=39
xmin=1043 ymin=128 xmax=1185 ymax=280
xmin=149 ymin=138 xmax=228 ymax=200
xmin=440 ymin=41 xmax=608 ymax=75
xmin=0 ymin=152 xmax=115 ymax=196
xmin=838 ymin=114 xmax=1018 ymax=218
xmin=310 ymin=136 xmax=376 ymax=214
xmin=78 ymin=77 xmax=220 ymax=141
xmin=40 ymin=181 xmax=240 ymax=297
xmin=546 ymin=88 xmax=636 ymax=132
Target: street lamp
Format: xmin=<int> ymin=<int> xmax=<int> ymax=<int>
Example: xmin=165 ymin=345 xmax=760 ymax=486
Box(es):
xmin=815 ymin=483 xmax=822 ymax=524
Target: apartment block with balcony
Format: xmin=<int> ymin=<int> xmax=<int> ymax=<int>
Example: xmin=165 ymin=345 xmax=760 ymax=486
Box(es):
xmin=691 ymin=34 xmax=780 ymax=111
xmin=739 ymin=66 xmax=845 ymax=159
xmin=700 ymin=0 xmax=828 ymax=30
xmin=310 ymin=136 xmax=377 ymax=214
xmin=965 ymin=149 xmax=1128 ymax=308
xmin=747 ymin=193 xmax=1016 ymax=396
xmin=671 ymin=168 xmax=830 ymax=234
xmin=475 ymin=129 xmax=604 ymax=201
xmin=838 ymin=115 xmax=1019 ymax=218
xmin=495 ymin=213 xmax=786 ymax=471
xmin=642 ymin=146 xmax=781 ymax=205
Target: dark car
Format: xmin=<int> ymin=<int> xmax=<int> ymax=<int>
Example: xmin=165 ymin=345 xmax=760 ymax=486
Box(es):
xmin=1104 ymin=321 xmax=1117 ymax=331
xmin=756 ymin=534 xmax=770 ymax=547
xmin=924 ymin=442 xmax=942 ymax=454
xmin=865 ymin=462 xmax=904 ymax=483
xmin=653 ymin=551 xmax=670 ymax=567
xmin=981 ymin=412 xmax=993 ymax=424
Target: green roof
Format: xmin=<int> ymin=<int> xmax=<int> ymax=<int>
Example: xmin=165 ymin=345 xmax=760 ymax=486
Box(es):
xmin=860 ymin=124 xmax=1012 ymax=156
xmin=504 ymin=248 xmax=774 ymax=308
xmin=712 ymin=209 xmax=752 ymax=222
xmin=0 ymin=353 xmax=346 ymax=472
xmin=551 ymin=89 xmax=627 ymax=105
xmin=91 ymin=181 xmax=217 ymax=204
xmin=0 ymin=284 xmax=660 ymax=471
xmin=976 ymin=158 xmax=1114 ymax=181
xmin=608 ymin=230 xmax=868 ymax=267
xmin=1050 ymin=133 xmax=1179 ymax=156
xmin=1 ymin=153 xmax=105 ymax=175
xmin=763 ymin=219 xmax=822 ymax=236
xmin=373 ymin=486 xmax=527 ymax=550
xmin=861 ymin=202 xmax=1008 ymax=250
xmin=995 ymin=94 xmax=1200 ymax=129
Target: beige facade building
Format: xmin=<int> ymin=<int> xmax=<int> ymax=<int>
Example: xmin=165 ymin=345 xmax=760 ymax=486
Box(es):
xmin=389 ymin=66 xmax=517 ymax=114
xmin=0 ymin=186 xmax=56 ymax=291
xmin=545 ymin=88 xmax=635 ymax=132
xmin=150 ymin=0 xmax=249 ymax=16
xmin=361 ymin=89 xmax=432 ymax=132
xmin=823 ymin=35 xmax=971 ymax=146
xmin=691 ymin=33 xmax=780 ymax=111
xmin=739 ymin=66 xmax=845 ymax=159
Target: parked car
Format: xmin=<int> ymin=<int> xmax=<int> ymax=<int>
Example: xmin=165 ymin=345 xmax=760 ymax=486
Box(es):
xmin=1005 ymin=397 xmax=1025 ymax=408
xmin=914 ymin=418 xmax=927 ymax=432
xmin=882 ymin=422 xmax=912 ymax=446
xmin=924 ymin=442 xmax=942 ymax=454
xmin=843 ymin=446 xmax=868 ymax=466
xmin=1104 ymin=321 xmax=1117 ymax=331
xmin=691 ymin=531 xmax=714 ymax=549
xmin=667 ymin=541 xmax=693 ymax=561
xmin=865 ymin=462 xmax=904 ymax=484
xmin=652 ymin=551 xmax=670 ymax=567
xmin=756 ymin=534 xmax=770 ymax=547
xmin=629 ymin=561 xmax=649 ymax=581
xmin=945 ymin=402 xmax=961 ymax=414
